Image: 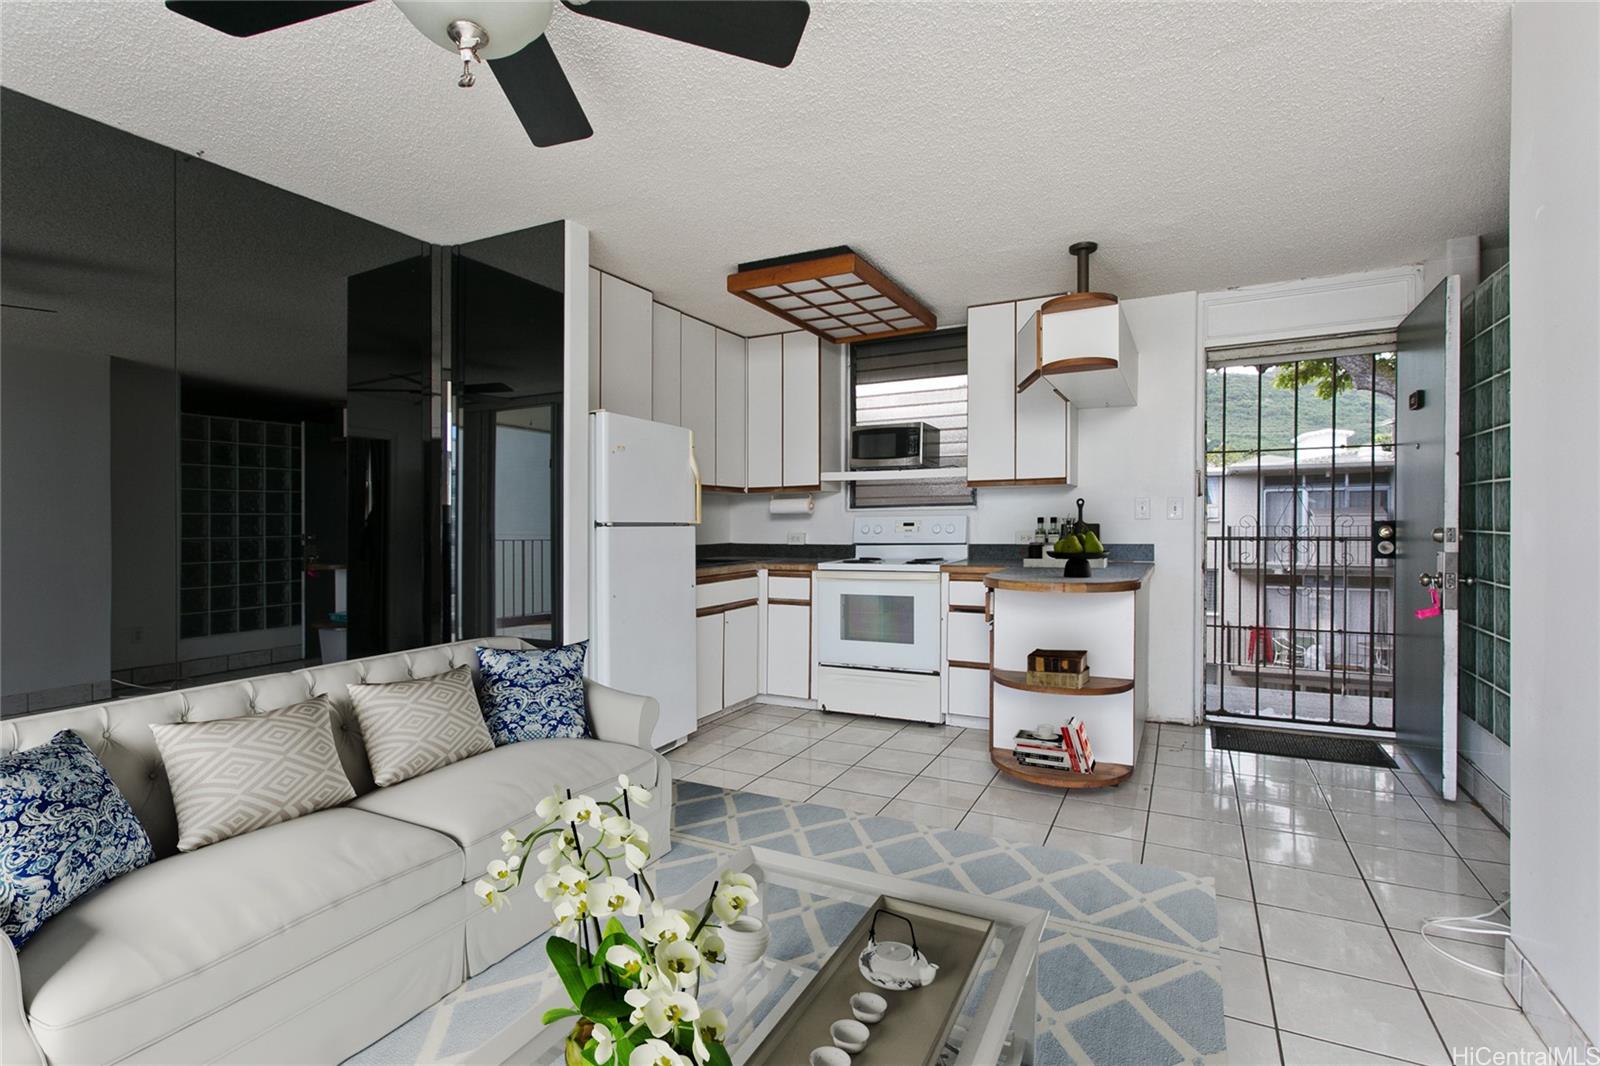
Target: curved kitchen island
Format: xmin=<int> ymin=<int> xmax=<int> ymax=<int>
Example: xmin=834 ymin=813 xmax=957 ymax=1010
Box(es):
xmin=982 ymin=562 xmax=1153 ymax=789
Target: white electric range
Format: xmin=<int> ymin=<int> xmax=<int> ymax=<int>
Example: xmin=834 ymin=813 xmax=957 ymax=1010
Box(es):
xmin=813 ymin=515 xmax=967 ymax=723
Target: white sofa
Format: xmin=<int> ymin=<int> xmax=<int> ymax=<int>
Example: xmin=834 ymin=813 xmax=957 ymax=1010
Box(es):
xmin=0 ymin=638 xmax=672 ymax=1065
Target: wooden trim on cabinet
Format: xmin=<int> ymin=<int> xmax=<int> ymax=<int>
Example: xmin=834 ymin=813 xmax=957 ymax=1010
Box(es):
xmin=947 ymin=659 xmax=989 ymax=671
xmin=947 ymin=604 xmax=986 ymax=614
xmin=697 ymin=570 xmax=759 ymax=584
xmin=992 ymin=669 xmax=1134 ymax=696
xmin=983 ymin=575 xmax=1143 ymax=593
xmin=1018 ymin=357 xmax=1119 ymax=393
xmin=743 ymin=485 xmax=789 ymax=494
xmin=966 ymin=477 xmax=1069 ymax=488
xmin=696 ymin=598 xmax=758 ymax=617
xmin=767 ymin=597 xmax=810 ymax=607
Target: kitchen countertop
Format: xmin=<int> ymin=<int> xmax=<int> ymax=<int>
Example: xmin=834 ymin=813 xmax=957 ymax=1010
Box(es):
xmin=982 ymin=561 xmax=1153 ymax=593
xmin=695 ymin=559 xmax=822 ymax=579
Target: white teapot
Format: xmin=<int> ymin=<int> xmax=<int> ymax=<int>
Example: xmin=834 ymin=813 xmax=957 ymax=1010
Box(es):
xmin=858 ymin=910 xmax=938 ymax=990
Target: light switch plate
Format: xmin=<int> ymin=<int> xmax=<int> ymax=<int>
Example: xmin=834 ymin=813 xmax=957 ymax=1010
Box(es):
xmin=1166 ymin=496 xmax=1184 ymax=520
xmin=1135 ymin=497 xmax=1151 ymax=520
xmin=786 ymin=532 xmax=807 ymax=545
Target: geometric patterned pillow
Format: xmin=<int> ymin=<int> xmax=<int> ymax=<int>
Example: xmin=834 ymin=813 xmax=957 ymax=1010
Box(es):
xmin=0 ymin=730 xmax=154 ymax=948
xmin=347 ymin=666 xmax=494 ymax=787
xmin=475 ymin=641 xmax=590 ymax=745
xmin=149 ymin=698 xmax=357 ymax=852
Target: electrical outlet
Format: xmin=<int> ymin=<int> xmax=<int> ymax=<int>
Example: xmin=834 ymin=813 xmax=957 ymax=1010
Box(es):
xmin=1166 ymin=497 xmax=1184 ymax=520
xmin=1134 ymin=497 xmax=1151 ymax=520
xmin=1015 ymin=532 xmax=1035 ymax=544
xmin=786 ymin=531 xmax=806 ymax=545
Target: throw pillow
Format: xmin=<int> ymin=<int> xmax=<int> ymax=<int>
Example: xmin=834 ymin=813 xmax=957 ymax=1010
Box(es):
xmin=348 ymin=665 xmax=494 ymax=786
xmin=149 ymin=698 xmax=357 ymax=852
xmin=1 ymin=730 xmax=154 ymax=948
xmin=476 ymin=641 xmax=591 ymax=745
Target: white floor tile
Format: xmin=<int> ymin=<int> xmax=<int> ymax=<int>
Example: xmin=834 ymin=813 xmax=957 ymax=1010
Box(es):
xmin=1041 ymin=826 xmax=1142 ymax=862
xmin=1238 ymin=801 xmax=1344 ymax=840
xmin=707 ymin=748 xmax=789 ymax=776
xmin=1422 ymin=991 xmax=1546 ymax=1057
xmin=672 ymin=738 xmax=740 ymax=765
xmin=1234 ymin=777 xmax=1326 ymax=808
xmin=1070 ymin=781 xmax=1154 ymax=811
xmin=987 ymin=772 xmax=1070 ymax=797
xmin=957 ymin=810 xmax=1048 ymax=846
xmin=827 ymin=723 xmax=900 ymax=747
xmin=1250 ymin=863 xmax=1382 ymax=924
xmin=879 ymin=798 xmax=966 ymax=829
xmin=741 ymin=731 xmax=815 ymax=757
xmin=920 ymin=755 xmax=998 ymax=786
xmin=734 ymin=710 xmax=804 ymax=732
xmin=857 ymin=746 xmax=939 ymax=775
xmin=1222 ymin=948 xmax=1275 ymax=1024
xmin=679 ymin=766 xmax=757 ymax=790
xmin=1245 ymin=827 xmax=1361 ymax=877
xmin=1408 ymin=795 xmax=1499 ymax=831
xmin=1321 ymin=786 xmax=1429 ymax=822
xmin=1258 ymin=905 xmax=1408 ymax=983
xmin=1464 ymin=859 xmax=1509 ymax=900
xmin=695 ymin=724 xmax=767 ymax=748
xmin=1227 ymin=1018 xmax=1282 ymax=1065
xmin=939 ymin=741 xmax=995 ymax=764
xmin=1052 ymin=797 xmax=1148 ymax=839
xmin=1278 ymin=1032 xmax=1428 ymax=1065
xmin=773 ymin=719 xmax=846 ymax=740
xmin=1436 ymin=824 xmax=1510 ymax=863
xmin=888 ymin=730 xmax=960 ymax=755
xmin=1389 ymin=931 xmax=1516 ymax=1009
xmin=1267 ymin=960 xmax=1446 ymax=1065
xmin=739 ymin=776 xmax=817 ymax=802
xmin=1149 ymin=785 xmax=1239 ymax=823
xmin=1348 ymin=843 xmax=1490 ymax=898
xmin=804 ymin=738 xmax=877 ymax=765
xmin=1146 ymin=812 xmax=1247 ymax=858
xmin=1307 ymin=762 xmax=1407 ymax=793
xmin=1154 ymin=764 xmax=1234 ymax=793
xmin=1231 ymin=755 xmax=1320 ymax=787
xmin=1368 ymin=883 xmax=1509 ymax=945
xmin=746 ymin=703 xmax=805 ymax=719
xmin=826 ymin=765 xmax=915 ymax=799
xmin=1142 ymin=843 xmax=1254 ymax=901
xmin=808 ymin=787 xmax=888 ymax=816
xmin=765 ymin=754 xmax=851 ymax=787
xmin=895 ymin=775 xmax=985 ymax=811
xmin=1218 ymin=895 xmax=1263 ymax=954
xmin=1333 ymin=811 xmax=1453 ymax=855
xmin=971 ymin=785 xmax=1063 ymax=825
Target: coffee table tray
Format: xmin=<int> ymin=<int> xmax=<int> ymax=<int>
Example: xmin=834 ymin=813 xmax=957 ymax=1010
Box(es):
xmin=743 ymin=894 xmax=996 ymax=1066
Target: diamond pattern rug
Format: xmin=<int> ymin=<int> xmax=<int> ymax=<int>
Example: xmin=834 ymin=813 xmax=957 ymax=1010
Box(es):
xmin=348 ymin=783 xmax=1225 ymax=1065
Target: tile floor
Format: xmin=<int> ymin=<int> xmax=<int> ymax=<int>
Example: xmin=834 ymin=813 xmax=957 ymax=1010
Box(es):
xmin=671 ymin=704 xmax=1540 ymax=1066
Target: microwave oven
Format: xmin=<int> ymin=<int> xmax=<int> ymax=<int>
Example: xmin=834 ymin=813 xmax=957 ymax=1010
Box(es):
xmin=849 ymin=422 xmax=941 ymax=469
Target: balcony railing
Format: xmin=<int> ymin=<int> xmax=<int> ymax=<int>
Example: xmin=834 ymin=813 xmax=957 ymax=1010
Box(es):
xmin=1216 ymin=520 xmax=1394 ymax=573
xmin=495 ymin=536 xmax=552 ymax=626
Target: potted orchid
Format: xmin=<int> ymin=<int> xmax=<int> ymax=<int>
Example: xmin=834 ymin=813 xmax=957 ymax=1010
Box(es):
xmin=473 ymin=776 xmax=757 ymax=1066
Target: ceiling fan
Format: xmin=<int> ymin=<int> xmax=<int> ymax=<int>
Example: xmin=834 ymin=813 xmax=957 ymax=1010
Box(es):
xmin=164 ymin=0 xmax=810 ymax=147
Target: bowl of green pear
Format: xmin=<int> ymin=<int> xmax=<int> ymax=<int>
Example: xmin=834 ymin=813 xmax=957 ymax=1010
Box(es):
xmin=1046 ymin=501 xmax=1106 ymax=577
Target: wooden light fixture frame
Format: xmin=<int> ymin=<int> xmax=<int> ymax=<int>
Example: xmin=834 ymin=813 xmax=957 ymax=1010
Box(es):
xmin=727 ymin=246 xmax=936 ymax=344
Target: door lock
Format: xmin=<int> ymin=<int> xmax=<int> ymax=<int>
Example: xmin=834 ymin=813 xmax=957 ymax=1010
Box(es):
xmin=1419 ymin=572 xmax=1442 ymax=588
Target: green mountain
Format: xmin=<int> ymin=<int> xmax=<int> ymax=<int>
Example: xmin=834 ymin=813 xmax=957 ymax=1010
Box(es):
xmin=1206 ymin=366 xmax=1394 ymax=460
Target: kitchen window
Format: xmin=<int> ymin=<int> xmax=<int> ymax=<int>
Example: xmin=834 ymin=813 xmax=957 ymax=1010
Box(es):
xmin=850 ymin=328 xmax=973 ymax=508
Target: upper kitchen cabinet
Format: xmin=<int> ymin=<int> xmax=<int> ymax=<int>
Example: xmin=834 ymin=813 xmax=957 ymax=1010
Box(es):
xmin=652 ymin=303 xmax=682 ymax=425
xmin=680 ymin=316 xmax=717 ymax=486
xmin=1019 ymin=296 xmax=1139 ymax=408
xmin=746 ymin=335 xmax=784 ymax=490
xmin=713 ymin=329 xmax=748 ymax=490
xmin=595 ymin=272 xmax=653 ymax=419
xmin=966 ymin=299 xmax=1077 ymax=486
xmin=782 ymin=332 xmax=834 ymax=490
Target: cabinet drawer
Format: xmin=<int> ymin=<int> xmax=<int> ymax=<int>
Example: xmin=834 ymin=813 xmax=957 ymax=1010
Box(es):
xmin=697 ymin=576 xmax=758 ymax=609
xmin=946 ymin=665 xmax=990 ymax=721
xmin=947 ymin=610 xmax=990 ymax=665
xmin=768 ymin=574 xmax=811 ymax=602
xmin=948 ymin=579 xmax=988 ymax=608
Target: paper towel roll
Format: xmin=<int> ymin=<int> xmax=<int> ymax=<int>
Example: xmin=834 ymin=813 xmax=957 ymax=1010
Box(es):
xmin=769 ymin=495 xmax=815 ymax=515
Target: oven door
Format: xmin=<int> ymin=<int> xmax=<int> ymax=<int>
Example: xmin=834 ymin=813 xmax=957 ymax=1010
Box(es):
xmin=850 ymin=424 xmax=921 ymax=468
xmin=815 ymin=571 xmax=941 ymax=673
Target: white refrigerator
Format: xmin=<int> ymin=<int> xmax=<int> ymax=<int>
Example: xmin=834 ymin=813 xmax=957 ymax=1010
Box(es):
xmin=589 ymin=411 xmax=700 ymax=747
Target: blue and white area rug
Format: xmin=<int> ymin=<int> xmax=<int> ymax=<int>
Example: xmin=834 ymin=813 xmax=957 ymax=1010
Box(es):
xmin=350 ymin=784 xmax=1224 ymax=1066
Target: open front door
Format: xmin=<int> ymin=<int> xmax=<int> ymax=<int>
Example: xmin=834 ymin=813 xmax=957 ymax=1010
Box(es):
xmin=1393 ymin=276 xmax=1461 ymax=799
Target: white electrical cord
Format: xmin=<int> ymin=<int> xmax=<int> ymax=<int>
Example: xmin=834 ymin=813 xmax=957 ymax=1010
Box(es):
xmin=1420 ymin=896 xmax=1512 ymax=977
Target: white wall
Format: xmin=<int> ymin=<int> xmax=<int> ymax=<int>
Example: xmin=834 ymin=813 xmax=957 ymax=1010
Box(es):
xmin=1507 ymin=1 xmax=1600 ymax=1045
xmin=703 ymin=292 xmax=1202 ymax=722
xmin=563 ymin=221 xmax=591 ymax=642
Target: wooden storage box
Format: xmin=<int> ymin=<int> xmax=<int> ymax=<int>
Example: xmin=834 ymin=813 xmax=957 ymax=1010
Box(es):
xmin=1026 ymin=648 xmax=1089 ymax=688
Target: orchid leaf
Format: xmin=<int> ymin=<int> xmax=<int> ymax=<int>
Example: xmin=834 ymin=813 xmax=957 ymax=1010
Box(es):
xmin=546 ymin=936 xmax=587 ymax=1007
xmin=579 ymin=984 xmax=631 ymax=1022
xmin=541 ymin=1006 xmax=580 ymax=1025
xmin=706 ymin=1041 xmax=734 ymax=1066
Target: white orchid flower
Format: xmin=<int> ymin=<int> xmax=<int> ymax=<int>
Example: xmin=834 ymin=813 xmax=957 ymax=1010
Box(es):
xmin=507 ymin=853 xmax=522 ymax=871
xmin=484 ymin=859 xmax=518 ymax=890
xmin=588 ymin=876 xmax=641 ymax=918
xmin=500 ymin=829 xmax=522 ymax=855
xmin=605 ymin=943 xmax=645 ymax=980
xmin=654 ymin=939 xmax=703 ymax=988
xmin=473 ymin=879 xmax=506 ymax=912
xmin=692 ymin=1009 xmax=729 ymax=1064
xmin=640 ymin=904 xmax=692 ymax=944
xmin=552 ymin=893 xmax=590 ymax=930
xmin=582 ymin=847 xmax=610 ymax=877
xmin=534 ymin=790 xmax=565 ymax=821
xmin=623 ymin=986 xmax=700 ymax=1038
xmin=554 ymin=864 xmax=589 ymax=896
xmin=711 ymin=880 xmax=758 ymax=924
xmin=617 ymin=774 xmax=653 ymax=807
xmin=721 ymin=870 xmax=756 ymax=891
xmin=537 ymin=828 xmax=579 ymax=870
xmin=629 ymin=1038 xmax=687 ymax=1066
xmin=694 ymin=927 xmax=725 ymax=966
xmin=624 ymin=839 xmax=651 ymax=872
xmin=590 ymin=1024 xmax=616 ymax=1065
xmin=559 ymin=795 xmax=604 ymax=827
xmin=600 ymin=813 xmax=635 ymax=848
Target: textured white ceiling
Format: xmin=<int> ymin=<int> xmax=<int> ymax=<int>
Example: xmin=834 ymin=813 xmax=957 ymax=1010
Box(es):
xmin=0 ymin=0 xmax=1510 ymax=336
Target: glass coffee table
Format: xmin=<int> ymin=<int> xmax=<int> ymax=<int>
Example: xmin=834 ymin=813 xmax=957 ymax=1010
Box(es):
xmin=493 ymin=846 xmax=1047 ymax=1066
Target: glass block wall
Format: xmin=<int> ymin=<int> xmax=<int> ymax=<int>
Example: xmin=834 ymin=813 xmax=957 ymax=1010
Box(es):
xmin=180 ymin=415 xmax=303 ymax=639
xmin=1458 ymin=265 xmax=1511 ymax=744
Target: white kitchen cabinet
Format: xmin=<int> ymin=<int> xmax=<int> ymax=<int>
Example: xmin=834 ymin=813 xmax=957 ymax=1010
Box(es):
xmin=652 ymin=303 xmax=682 ymax=425
xmin=947 ymin=610 xmax=990 ymax=665
xmin=966 ymin=302 xmax=1017 ymax=483
xmin=695 ymin=612 xmax=724 ymax=720
xmin=1014 ymin=295 xmax=1071 ymax=481
xmin=765 ymin=602 xmax=811 ymax=698
xmin=714 ymin=329 xmax=747 ymax=490
xmin=680 ymin=316 xmax=717 ymax=487
xmin=722 ymin=604 xmax=759 ymax=706
xmin=587 ymin=268 xmax=602 ymax=411
xmin=598 ymin=273 xmax=653 ymax=419
xmin=946 ymin=665 xmax=990 ymax=722
xmin=745 ymin=335 xmax=784 ymax=490
xmin=781 ymin=333 xmax=821 ymax=488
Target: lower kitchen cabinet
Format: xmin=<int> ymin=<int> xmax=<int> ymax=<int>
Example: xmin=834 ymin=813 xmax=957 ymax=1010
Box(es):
xmin=946 ymin=664 xmax=990 ymax=721
xmin=695 ymin=613 xmax=724 ymax=719
xmin=765 ymin=602 xmax=811 ymax=698
xmin=723 ymin=604 xmax=759 ymax=706
xmin=947 ymin=610 xmax=991 ymax=665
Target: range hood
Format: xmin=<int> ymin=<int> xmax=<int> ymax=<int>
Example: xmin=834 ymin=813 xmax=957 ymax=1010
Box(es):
xmin=1017 ymin=241 xmax=1138 ymax=407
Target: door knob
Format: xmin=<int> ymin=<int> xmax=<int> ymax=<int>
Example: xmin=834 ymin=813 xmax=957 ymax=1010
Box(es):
xmin=1419 ymin=572 xmax=1442 ymax=588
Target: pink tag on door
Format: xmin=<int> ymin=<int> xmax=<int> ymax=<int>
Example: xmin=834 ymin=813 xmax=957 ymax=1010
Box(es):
xmin=1414 ymin=587 xmax=1443 ymax=620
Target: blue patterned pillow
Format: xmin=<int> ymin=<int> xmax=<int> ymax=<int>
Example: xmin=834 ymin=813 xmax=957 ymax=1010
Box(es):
xmin=476 ymin=642 xmax=591 ymax=744
xmin=1 ymin=730 xmax=153 ymax=948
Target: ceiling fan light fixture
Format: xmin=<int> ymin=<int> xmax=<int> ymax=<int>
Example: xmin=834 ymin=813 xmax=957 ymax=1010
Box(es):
xmin=393 ymin=0 xmax=555 ymax=61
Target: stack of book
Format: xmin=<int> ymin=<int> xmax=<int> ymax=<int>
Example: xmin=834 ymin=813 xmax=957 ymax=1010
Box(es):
xmin=1013 ymin=719 xmax=1096 ymax=773
xmin=1026 ymin=648 xmax=1090 ymax=689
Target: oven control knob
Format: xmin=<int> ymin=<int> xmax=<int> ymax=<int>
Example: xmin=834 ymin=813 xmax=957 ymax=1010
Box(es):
xmin=859 ymin=523 xmax=871 ymax=536
xmin=871 ymin=524 xmax=883 ymax=534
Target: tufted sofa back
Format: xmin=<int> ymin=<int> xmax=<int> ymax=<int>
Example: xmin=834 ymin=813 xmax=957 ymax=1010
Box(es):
xmin=0 ymin=637 xmax=527 ymax=858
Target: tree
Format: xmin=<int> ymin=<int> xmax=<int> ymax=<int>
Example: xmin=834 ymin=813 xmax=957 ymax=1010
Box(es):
xmin=1272 ymin=354 xmax=1396 ymax=400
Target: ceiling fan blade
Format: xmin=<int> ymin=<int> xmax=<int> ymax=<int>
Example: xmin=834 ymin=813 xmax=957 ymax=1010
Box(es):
xmin=563 ymin=0 xmax=810 ymax=68
xmin=165 ymin=1 xmax=372 ymax=37
xmin=488 ymin=37 xmax=593 ymax=148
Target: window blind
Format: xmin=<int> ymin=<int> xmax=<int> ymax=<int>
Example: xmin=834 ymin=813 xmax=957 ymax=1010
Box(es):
xmin=850 ymin=331 xmax=974 ymax=508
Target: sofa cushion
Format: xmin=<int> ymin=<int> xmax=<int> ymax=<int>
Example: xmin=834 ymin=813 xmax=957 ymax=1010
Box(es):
xmin=149 ymin=698 xmax=356 ymax=851
xmin=348 ymin=737 xmax=662 ymax=875
xmin=348 ymin=666 xmax=494 ymax=786
xmin=1 ymin=731 xmax=153 ymax=949
xmin=476 ymin=642 xmax=591 ymax=744
xmin=18 ymin=807 xmax=460 ymax=1063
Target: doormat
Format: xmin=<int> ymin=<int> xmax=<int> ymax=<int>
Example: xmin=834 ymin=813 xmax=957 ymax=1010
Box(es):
xmin=1210 ymin=726 xmax=1397 ymax=768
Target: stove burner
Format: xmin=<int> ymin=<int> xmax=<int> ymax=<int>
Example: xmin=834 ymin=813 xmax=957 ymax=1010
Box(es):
xmin=839 ymin=557 xmax=884 ymax=564
xmin=905 ymin=557 xmax=944 ymax=565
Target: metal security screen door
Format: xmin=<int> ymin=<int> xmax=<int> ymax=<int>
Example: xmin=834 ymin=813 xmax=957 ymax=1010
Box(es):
xmin=1204 ymin=345 xmax=1399 ymax=731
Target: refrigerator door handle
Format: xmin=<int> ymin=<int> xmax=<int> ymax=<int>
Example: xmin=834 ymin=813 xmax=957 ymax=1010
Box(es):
xmin=688 ymin=435 xmax=703 ymax=526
